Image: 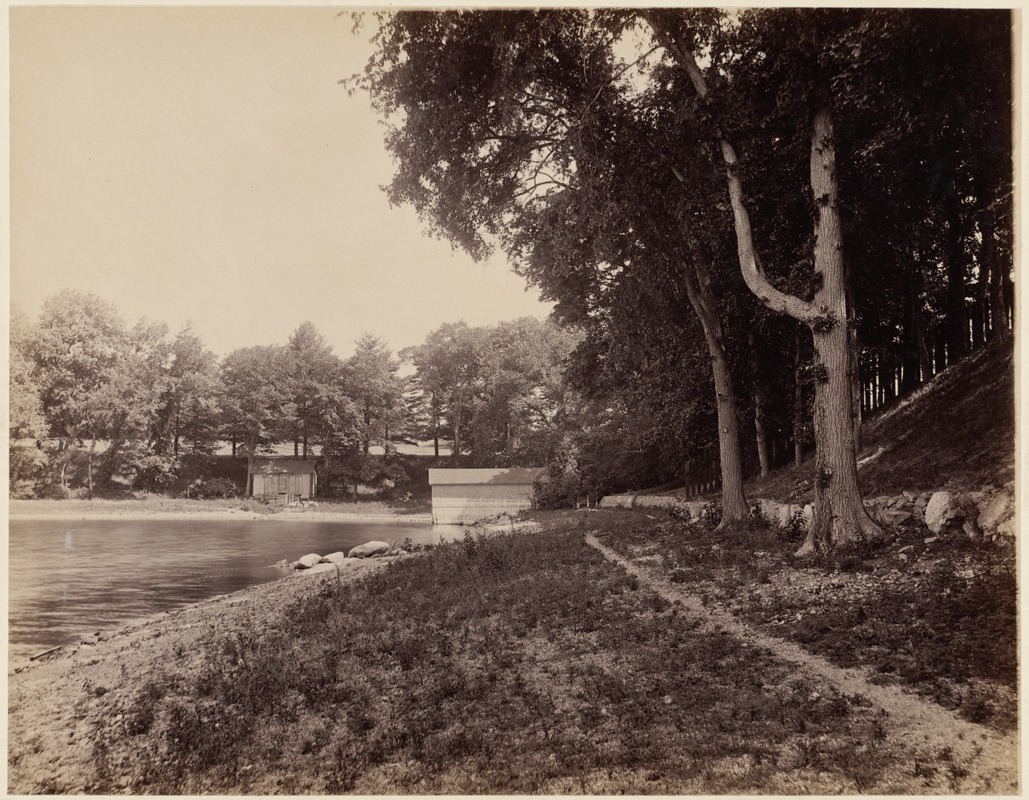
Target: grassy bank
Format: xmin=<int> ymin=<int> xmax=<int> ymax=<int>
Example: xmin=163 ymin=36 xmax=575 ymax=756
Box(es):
xmin=592 ymin=510 xmax=1018 ymax=731
xmin=9 ymin=510 xmax=1016 ymax=794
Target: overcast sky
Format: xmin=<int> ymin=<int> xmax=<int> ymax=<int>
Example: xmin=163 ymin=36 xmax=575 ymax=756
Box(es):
xmin=9 ymin=6 xmax=554 ymax=359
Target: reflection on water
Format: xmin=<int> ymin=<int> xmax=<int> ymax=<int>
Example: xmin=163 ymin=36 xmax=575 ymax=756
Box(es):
xmin=9 ymin=517 xmax=441 ymax=667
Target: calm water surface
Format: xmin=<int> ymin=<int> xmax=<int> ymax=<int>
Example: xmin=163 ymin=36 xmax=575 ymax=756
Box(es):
xmin=9 ymin=517 xmax=442 ymax=667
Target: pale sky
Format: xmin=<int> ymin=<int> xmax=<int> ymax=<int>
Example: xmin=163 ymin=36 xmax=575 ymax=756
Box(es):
xmin=9 ymin=6 xmax=553 ymax=359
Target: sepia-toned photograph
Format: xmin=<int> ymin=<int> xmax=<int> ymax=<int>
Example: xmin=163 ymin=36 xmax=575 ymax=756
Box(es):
xmin=7 ymin=4 xmax=1018 ymax=794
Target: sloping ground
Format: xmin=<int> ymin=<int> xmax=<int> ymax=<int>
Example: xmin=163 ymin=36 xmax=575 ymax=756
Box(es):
xmin=746 ymin=337 xmax=1015 ymax=503
xmin=8 ymin=519 xmax=1016 ymax=794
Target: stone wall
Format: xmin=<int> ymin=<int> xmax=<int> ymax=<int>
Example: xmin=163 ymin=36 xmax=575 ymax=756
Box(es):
xmin=599 ymin=482 xmax=1016 ymax=539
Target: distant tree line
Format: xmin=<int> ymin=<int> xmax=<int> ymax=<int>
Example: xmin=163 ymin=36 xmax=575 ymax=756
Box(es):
xmin=358 ymin=7 xmax=1013 ymax=552
xmin=9 ymin=290 xmax=577 ymax=499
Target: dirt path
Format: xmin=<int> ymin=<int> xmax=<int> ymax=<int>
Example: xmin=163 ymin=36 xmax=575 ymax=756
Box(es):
xmin=584 ymin=533 xmax=1019 ymax=795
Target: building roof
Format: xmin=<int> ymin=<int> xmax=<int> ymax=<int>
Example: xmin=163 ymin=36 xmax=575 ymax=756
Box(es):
xmin=253 ymin=458 xmax=317 ymax=475
xmin=428 ymin=468 xmax=544 ymax=486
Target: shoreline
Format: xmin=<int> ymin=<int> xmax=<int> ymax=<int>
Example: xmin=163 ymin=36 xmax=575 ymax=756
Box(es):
xmin=8 ymin=558 xmax=405 ymax=791
xmin=9 ymin=510 xmax=434 ymax=524
xmin=9 ymin=559 xmax=389 ymax=674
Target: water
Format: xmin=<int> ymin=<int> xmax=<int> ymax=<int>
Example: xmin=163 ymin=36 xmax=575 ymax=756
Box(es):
xmin=8 ymin=517 xmax=442 ymax=667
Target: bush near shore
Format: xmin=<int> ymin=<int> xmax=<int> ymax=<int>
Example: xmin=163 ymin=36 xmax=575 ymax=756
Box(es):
xmin=15 ymin=509 xmax=1014 ymax=795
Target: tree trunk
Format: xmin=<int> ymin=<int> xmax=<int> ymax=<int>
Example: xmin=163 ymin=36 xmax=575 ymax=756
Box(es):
xmin=793 ymin=329 xmax=806 ymax=469
xmin=795 ymin=106 xmax=883 ymax=556
xmin=87 ymin=438 xmax=96 ymax=495
xmin=678 ymin=250 xmax=750 ymax=527
xmin=845 ymin=267 xmax=862 ymax=453
xmin=988 ymin=222 xmax=1010 ymax=340
xmin=748 ymin=331 xmax=771 ymax=478
xmin=303 ymin=436 xmax=309 ymax=460
xmin=945 ymin=192 xmax=968 ymax=361
xmin=643 ymin=17 xmax=879 ymax=551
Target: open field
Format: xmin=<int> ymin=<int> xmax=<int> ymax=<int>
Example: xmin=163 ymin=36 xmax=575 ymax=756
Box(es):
xmin=8 ymin=509 xmax=1016 ymax=794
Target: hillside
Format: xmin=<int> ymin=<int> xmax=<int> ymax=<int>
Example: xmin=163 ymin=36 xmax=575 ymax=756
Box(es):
xmin=744 ymin=337 xmax=1015 ymax=504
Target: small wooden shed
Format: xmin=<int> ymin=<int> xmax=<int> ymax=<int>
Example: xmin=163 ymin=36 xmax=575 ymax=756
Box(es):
xmin=252 ymin=458 xmax=317 ymax=504
xmin=428 ymin=467 xmax=544 ymax=525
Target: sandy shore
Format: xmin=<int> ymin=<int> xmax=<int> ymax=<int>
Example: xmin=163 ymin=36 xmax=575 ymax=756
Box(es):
xmin=7 ymin=558 xmax=399 ymax=793
xmin=10 ymin=510 xmax=433 ymax=523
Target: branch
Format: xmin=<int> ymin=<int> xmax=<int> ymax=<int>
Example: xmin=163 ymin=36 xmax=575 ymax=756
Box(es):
xmin=642 ymin=11 xmax=822 ymax=326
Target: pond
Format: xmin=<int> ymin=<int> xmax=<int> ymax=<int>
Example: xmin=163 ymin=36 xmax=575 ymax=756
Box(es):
xmin=8 ymin=517 xmax=444 ymax=668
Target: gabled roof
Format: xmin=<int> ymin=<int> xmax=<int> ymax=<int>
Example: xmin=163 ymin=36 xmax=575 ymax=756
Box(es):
xmin=253 ymin=458 xmax=317 ymax=475
xmin=428 ymin=468 xmax=544 ymax=486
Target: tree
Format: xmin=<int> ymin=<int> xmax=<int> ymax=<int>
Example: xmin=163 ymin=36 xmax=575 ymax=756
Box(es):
xmin=219 ymin=345 xmax=290 ymax=496
xmin=343 ymin=333 xmax=405 ymax=457
xmin=469 ymin=317 xmax=577 ymax=466
xmin=284 ymin=322 xmax=343 ymax=459
xmin=403 ymin=322 xmax=485 ymax=461
xmin=34 ymin=290 xmax=127 ymax=492
xmin=636 ymin=10 xmax=887 ymax=553
xmin=362 ymin=10 xmax=754 ymax=524
xmin=155 ymin=326 xmax=222 ymax=458
xmin=9 ymin=309 xmax=49 ymax=491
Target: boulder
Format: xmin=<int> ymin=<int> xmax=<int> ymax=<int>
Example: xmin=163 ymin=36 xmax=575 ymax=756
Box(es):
xmin=752 ymin=499 xmax=811 ymax=532
xmin=924 ymin=491 xmax=980 ymax=538
xmin=348 ymin=540 xmax=391 ymax=559
xmin=978 ymin=487 xmax=1015 ymax=535
xmin=319 ymin=551 xmax=349 ymax=565
xmin=293 ymin=553 xmax=322 ymax=570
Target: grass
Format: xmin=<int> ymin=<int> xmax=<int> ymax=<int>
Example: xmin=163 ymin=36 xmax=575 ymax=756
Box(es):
xmin=593 ymin=510 xmax=1017 ymax=731
xmin=78 ymin=520 xmax=908 ymax=794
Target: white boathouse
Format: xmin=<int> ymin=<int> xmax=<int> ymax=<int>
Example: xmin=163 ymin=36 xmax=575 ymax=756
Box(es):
xmin=428 ymin=467 xmax=544 ymax=525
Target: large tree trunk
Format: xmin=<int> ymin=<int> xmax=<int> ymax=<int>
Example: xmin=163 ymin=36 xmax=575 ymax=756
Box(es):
xmin=793 ymin=329 xmax=806 ymax=469
xmin=795 ymin=107 xmax=883 ymax=555
xmin=678 ymin=251 xmax=750 ymax=527
xmin=644 ymin=16 xmax=880 ymax=551
xmin=716 ymin=100 xmax=882 ymax=554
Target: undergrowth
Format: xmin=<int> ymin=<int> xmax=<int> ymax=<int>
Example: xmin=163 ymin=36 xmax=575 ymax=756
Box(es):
xmin=85 ymin=523 xmax=899 ymax=794
xmin=595 ymin=510 xmax=1017 ymax=731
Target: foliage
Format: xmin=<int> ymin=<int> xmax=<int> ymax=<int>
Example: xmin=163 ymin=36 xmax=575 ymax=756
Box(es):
xmin=181 ymin=477 xmax=240 ymax=500
xmin=80 ymin=526 xmax=907 ymax=794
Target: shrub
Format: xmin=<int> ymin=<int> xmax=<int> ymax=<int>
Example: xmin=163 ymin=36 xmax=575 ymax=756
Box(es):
xmin=182 ymin=477 xmax=239 ymax=500
xmin=534 ymin=464 xmax=580 ymax=509
xmin=126 ymin=454 xmax=179 ymax=493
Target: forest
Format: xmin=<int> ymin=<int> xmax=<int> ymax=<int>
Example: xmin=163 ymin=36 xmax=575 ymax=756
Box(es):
xmin=355 ymin=6 xmax=1013 ymax=552
xmin=10 ymin=9 xmax=1013 ymax=553
xmin=9 ymin=295 xmax=577 ymax=501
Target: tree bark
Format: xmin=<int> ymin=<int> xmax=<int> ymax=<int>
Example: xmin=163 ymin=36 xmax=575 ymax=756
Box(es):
xmin=987 ymin=218 xmax=1010 ymax=340
xmin=677 ymin=251 xmax=750 ymax=526
xmin=945 ymin=190 xmax=969 ymax=361
xmin=748 ymin=330 xmax=771 ymax=478
xmin=793 ymin=329 xmax=805 ymax=469
xmin=844 ymin=266 xmax=862 ymax=453
xmin=795 ymin=106 xmax=883 ymax=556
